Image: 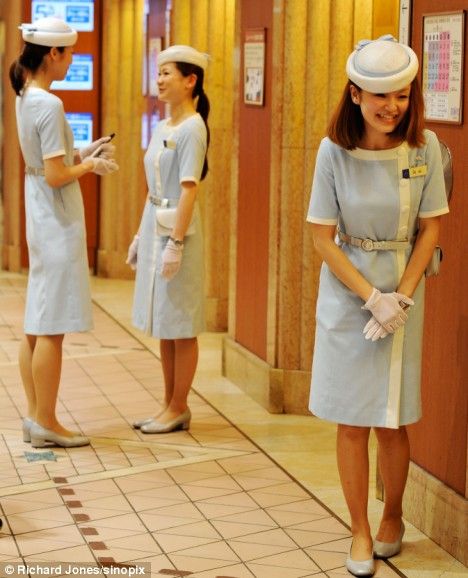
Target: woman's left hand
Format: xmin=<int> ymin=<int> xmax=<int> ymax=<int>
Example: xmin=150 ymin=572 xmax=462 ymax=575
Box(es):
xmin=79 ymin=136 xmax=115 ymax=161
xmin=160 ymin=238 xmax=183 ymax=280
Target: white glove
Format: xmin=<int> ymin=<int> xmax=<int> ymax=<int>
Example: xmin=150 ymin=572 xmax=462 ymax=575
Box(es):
xmin=126 ymin=234 xmax=139 ymax=270
xmin=79 ymin=136 xmax=115 ymax=161
xmin=362 ymin=288 xmax=414 ymax=333
xmin=160 ymin=238 xmax=183 ymax=280
xmin=363 ymin=317 xmax=389 ymax=341
xmin=84 ymin=156 xmax=119 ymax=176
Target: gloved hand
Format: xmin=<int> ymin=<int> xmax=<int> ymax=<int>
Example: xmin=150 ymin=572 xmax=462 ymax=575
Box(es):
xmin=363 ymin=316 xmax=389 ymax=341
xmin=79 ymin=136 xmax=115 ymax=161
xmin=362 ymin=288 xmax=414 ymax=333
xmin=126 ymin=234 xmax=139 ymax=270
xmin=84 ymin=156 xmax=119 ymax=176
xmin=160 ymin=238 xmax=183 ymax=280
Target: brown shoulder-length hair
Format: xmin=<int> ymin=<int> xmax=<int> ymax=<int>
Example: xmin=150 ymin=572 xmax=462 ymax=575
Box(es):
xmin=327 ymin=77 xmax=425 ymax=149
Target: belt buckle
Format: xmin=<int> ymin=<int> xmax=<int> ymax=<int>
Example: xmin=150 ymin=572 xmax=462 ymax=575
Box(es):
xmin=361 ymin=239 xmax=374 ymax=252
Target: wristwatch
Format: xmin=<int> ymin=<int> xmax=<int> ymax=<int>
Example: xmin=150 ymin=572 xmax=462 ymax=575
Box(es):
xmin=169 ymin=236 xmax=184 ymax=247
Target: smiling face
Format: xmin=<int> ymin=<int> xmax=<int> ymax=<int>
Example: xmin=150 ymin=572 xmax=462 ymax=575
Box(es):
xmin=157 ymin=62 xmax=196 ymax=104
xmin=350 ymin=84 xmax=411 ymax=145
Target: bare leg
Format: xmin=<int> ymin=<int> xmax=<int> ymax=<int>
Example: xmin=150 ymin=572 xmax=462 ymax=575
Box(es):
xmin=18 ymin=334 xmax=37 ymax=417
xmin=157 ymin=337 xmax=198 ymax=424
xmin=160 ymin=339 xmax=175 ymax=407
xmin=32 ymin=334 xmax=74 ymax=436
xmin=374 ymin=426 xmax=409 ymax=542
xmin=337 ymin=424 xmax=373 ymax=560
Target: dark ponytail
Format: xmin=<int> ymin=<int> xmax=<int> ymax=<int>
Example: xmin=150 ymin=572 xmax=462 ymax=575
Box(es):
xmin=9 ymin=43 xmax=61 ymax=95
xmin=175 ymin=62 xmax=211 ymax=180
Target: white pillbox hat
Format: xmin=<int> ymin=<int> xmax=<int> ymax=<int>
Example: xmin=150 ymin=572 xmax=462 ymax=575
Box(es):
xmin=19 ymin=17 xmax=77 ymax=47
xmin=346 ymin=35 xmax=418 ymax=93
xmin=157 ymin=45 xmax=210 ymax=71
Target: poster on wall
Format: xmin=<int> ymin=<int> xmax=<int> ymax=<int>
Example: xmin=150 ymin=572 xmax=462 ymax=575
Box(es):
xmin=244 ymin=29 xmax=265 ymax=106
xmin=422 ymin=11 xmax=465 ymax=124
xmin=66 ymin=112 xmax=93 ymax=147
xmin=51 ymin=54 xmax=93 ymax=90
xmin=32 ymin=0 xmax=94 ymax=32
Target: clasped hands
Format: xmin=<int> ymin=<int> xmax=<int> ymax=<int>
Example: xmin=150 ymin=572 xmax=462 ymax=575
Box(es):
xmin=362 ymin=288 xmax=414 ymax=341
xmin=79 ymin=136 xmax=119 ymax=175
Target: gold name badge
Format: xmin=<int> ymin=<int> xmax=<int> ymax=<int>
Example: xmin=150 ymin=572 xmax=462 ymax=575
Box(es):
xmin=409 ymin=165 xmax=427 ymax=178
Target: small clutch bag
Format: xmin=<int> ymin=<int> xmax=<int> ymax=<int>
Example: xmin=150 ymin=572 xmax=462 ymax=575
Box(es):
xmin=155 ymin=207 xmax=196 ymax=237
xmin=425 ymin=246 xmax=442 ymax=277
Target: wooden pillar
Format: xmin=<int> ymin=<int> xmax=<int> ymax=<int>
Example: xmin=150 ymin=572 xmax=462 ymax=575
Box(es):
xmin=223 ymin=0 xmax=373 ymax=413
xmin=98 ymin=0 xmax=146 ymax=278
xmin=1 ymin=2 xmax=24 ymax=272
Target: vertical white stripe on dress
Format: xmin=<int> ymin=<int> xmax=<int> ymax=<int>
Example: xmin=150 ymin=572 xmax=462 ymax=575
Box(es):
xmin=385 ymin=144 xmax=412 ymax=428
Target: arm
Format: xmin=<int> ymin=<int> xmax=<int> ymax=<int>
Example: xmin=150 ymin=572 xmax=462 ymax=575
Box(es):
xmin=397 ymin=216 xmax=441 ymax=297
xmin=311 ymin=223 xmax=374 ymax=301
xmin=170 ymin=181 xmax=198 ymax=241
xmin=44 ymin=155 xmax=93 ymax=188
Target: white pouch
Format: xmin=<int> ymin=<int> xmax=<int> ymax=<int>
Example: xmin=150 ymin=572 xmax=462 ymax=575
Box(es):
xmin=425 ymin=246 xmax=442 ymax=277
xmin=155 ymin=207 xmax=196 ymax=237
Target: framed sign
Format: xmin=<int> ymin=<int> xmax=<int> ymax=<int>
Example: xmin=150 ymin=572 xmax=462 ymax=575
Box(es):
xmin=244 ymin=28 xmax=265 ymax=106
xmin=422 ymin=11 xmax=465 ymax=124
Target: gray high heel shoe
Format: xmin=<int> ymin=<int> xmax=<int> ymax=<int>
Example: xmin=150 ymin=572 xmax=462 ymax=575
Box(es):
xmin=140 ymin=409 xmax=191 ymax=434
xmin=30 ymin=421 xmax=90 ymax=448
xmin=374 ymin=522 xmax=405 ymax=559
xmin=346 ymin=541 xmax=375 ymax=577
xmin=22 ymin=417 xmax=34 ymax=443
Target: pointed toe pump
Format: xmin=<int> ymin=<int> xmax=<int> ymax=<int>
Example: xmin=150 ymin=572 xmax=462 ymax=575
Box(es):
xmin=374 ymin=522 xmax=405 ymax=559
xmin=346 ymin=541 xmax=375 ymax=577
xmin=30 ymin=422 xmax=90 ymax=448
xmin=140 ymin=409 xmax=191 ymax=434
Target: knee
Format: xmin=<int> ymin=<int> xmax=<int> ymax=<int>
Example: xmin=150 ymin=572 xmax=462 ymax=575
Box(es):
xmin=338 ymin=424 xmax=370 ymax=443
xmin=374 ymin=426 xmax=407 ymax=446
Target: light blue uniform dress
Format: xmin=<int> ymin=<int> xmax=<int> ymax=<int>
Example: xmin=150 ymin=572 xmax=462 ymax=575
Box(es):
xmin=307 ymin=130 xmax=449 ymax=428
xmin=132 ymin=114 xmax=206 ymax=338
xmin=15 ymin=87 xmax=93 ymax=335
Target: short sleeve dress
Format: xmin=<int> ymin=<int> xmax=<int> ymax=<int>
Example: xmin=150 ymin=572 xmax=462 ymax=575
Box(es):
xmin=132 ymin=114 xmax=207 ymax=339
xmin=15 ymin=87 xmax=93 ymax=335
xmin=307 ymin=130 xmax=449 ymax=428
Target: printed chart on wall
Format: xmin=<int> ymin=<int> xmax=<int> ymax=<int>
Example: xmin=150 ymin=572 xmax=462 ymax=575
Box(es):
xmin=422 ymin=11 xmax=465 ymax=124
xmin=244 ymin=29 xmax=265 ymax=106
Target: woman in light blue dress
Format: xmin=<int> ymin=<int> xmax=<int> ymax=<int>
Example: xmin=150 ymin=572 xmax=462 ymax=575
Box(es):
xmin=10 ymin=17 xmax=118 ymax=448
xmin=127 ymin=46 xmax=210 ymax=434
xmin=307 ymin=37 xmax=448 ymax=576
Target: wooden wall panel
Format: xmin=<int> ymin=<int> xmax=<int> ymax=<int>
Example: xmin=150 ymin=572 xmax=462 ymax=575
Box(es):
xmin=235 ymin=1 xmax=273 ymax=360
xmin=407 ymin=0 xmax=467 ymax=496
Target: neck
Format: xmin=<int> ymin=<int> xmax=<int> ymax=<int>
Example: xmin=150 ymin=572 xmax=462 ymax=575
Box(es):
xmin=169 ymin=100 xmax=196 ymax=126
xmin=27 ymin=72 xmax=52 ymax=91
xmin=359 ymin=132 xmax=402 ymax=150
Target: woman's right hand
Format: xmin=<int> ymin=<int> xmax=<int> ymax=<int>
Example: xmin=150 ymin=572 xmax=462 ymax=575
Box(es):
xmin=84 ymin=156 xmax=119 ymax=175
xmin=362 ymin=289 xmax=414 ymax=333
xmin=126 ymin=234 xmax=139 ymax=270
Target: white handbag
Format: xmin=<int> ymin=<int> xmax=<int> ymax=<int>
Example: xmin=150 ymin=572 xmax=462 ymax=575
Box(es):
xmin=425 ymin=246 xmax=442 ymax=277
xmin=155 ymin=207 xmax=196 ymax=237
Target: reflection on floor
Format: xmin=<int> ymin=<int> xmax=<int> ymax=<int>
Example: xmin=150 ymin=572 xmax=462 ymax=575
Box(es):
xmin=0 ymin=273 xmax=466 ymax=578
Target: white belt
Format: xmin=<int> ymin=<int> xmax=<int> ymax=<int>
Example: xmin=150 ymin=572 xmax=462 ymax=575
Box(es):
xmin=25 ymin=166 xmax=44 ymax=176
xmin=338 ymin=230 xmax=414 ymax=252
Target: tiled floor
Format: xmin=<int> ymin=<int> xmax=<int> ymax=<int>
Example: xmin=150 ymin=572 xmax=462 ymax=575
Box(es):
xmin=0 ymin=272 xmax=466 ymax=578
